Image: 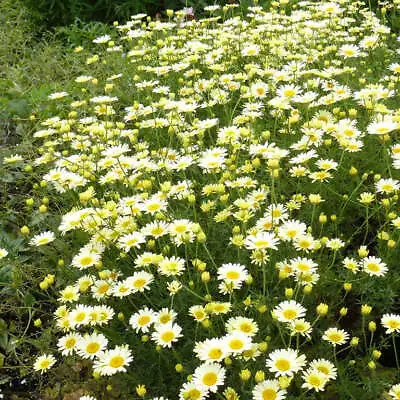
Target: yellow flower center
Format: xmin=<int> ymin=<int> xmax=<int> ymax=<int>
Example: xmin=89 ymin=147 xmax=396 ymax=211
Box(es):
xmin=65 ymin=338 xmax=76 ymax=348
xmin=161 ymin=331 xmax=175 ymax=342
xmin=382 ymin=184 xmax=394 ymax=192
xmin=255 ymin=240 xmax=270 ymax=248
xmin=308 ymin=375 xmax=323 ymax=387
xmin=328 ymin=333 xmax=343 ymax=343
xmin=297 ymin=263 xmax=309 ymax=272
xmin=377 ymin=127 xmax=389 ymax=134
xmin=256 ymin=88 xmax=265 ymax=96
xmin=209 ymin=348 xmax=223 ymax=359
xmin=40 ymin=360 xmax=51 ymax=369
xmin=275 ymin=359 xmax=290 ymax=371
xmin=98 ymin=283 xmax=110 ymax=294
xmin=75 ymin=312 xmax=86 ymax=322
xmin=138 ymin=315 xmax=151 ymax=326
xmin=262 ymin=389 xmax=277 ymax=400
xmin=287 ymin=230 xmax=297 ymax=238
xmin=133 ymin=279 xmax=146 ymax=288
xmin=298 ymin=238 xmax=312 ymax=248
xmin=175 ymin=225 xmax=186 ymax=233
xmin=317 ymin=366 xmax=329 ymax=375
xmin=86 ymin=342 xmax=100 ymax=354
xmin=282 ymin=309 xmax=297 ymax=320
xmin=80 ymin=256 xmax=94 ymax=266
xmin=148 ymin=203 xmax=161 ymax=212
xmin=202 ymin=372 xmax=217 ymax=386
xmin=194 ymin=310 xmax=205 ymax=320
xmin=388 ymin=320 xmax=400 ymax=329
xmin=159 ymin=315 xmax=171 ymax=324
xmin=109 ymin=355 xmax=124 ymax=368
xmin=187 ymin=389 xmax=201 ymax=399
xmin=229 ymin=339 xmax=244 ymax=350
xmin=226 ymin=271 xmax=240 ymax=280
xmin=240 ymin=323 xmax=252 ymax=333
xmin=366 ymin=263 xmax=379 ymax=272
xmin=151 ymin=227 xmax=164 ymax=235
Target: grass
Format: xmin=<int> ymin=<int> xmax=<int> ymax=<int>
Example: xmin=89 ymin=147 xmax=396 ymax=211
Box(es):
xmin=1 ymin=0 xmax=400 ymax=399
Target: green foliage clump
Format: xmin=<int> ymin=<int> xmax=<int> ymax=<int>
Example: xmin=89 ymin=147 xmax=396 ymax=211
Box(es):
xmin=3 ymin=0 xmax=400 ymax=399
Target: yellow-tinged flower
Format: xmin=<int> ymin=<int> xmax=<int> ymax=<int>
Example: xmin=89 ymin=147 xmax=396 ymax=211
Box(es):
xmin=34 ymin=354 xmax=56 ymax=373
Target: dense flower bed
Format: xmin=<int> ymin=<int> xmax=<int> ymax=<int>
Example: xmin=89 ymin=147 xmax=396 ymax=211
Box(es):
xmin=4 ymin=0 xmax=400 ymax=398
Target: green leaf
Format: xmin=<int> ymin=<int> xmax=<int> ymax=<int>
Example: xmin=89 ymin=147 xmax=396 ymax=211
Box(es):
xmin=0 ymin=264 xmax=12 ymax=284
xmin=0 ymin=334 xmax=8 ymax=351
xmin=0 ymin=318 xmax=7 ymax=334
xmin=23 ymin=292 xmax=35 ymax=307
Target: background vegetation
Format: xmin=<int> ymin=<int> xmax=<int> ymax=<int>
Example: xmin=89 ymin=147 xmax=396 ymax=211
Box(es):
xmin=1 ymin=0 xmax=400 ymax=399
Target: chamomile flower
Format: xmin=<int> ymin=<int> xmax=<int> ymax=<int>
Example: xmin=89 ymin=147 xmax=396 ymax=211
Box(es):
xmin=293 ymin=235 xmax=316 ymax=252
xmin=93 ymin=305 xmax=115 ymax=326
xmin=225 ymin=316 xmax=259 ymax=337
xmin=71 ymin=306 xmax=96 ymax=330
xmin=308 ymin=359 xmax=337 ymax=380
xmin=33 ymin=354 xmax=56 ymax=373
xmin=151 ymin=322 xmax=183 ymax=348
xmin=290 ymin=257 xmax=318 ymax=275
xmin=154 ymin=308 xmax=177 ymax=325
xmin=367 ymin=118 xmax=398 ymax=136
xmin=57 ymin=333 xmax=81 ymax=356
xmin=189 ymin=305 xmax=208 ymax=322
xmin=76 ymin=332 xmax=108 ymax=359
xmin=111 ymin=280 xmax=133 ymax=297
xmin=58 ymin=285 xmax=80 ymax=303
xmin=375 ymin=178 xmax=400 ymax=194
xmin=194 ymin=338 xmax=228 ymax=363
xmin=217 ymin=263 xmax=248 ymax=288
xmin=117 ymin=232 xmax=146 ymax=252
xmin=322 ymin=327 xmax=349 ymax=346
xmin=278 ymin=220 xmax=307 ymax=241
xmin=129 ymin=307 xmax=156 ymax=333
xmin=266 ymin=348 xmax=306 ymax=376
xmin=361 ymin=256 xmax=388 ymax=277
xmin=343 ymin=257 xmax=359 ymax=273
xmin=273 ymin=300 xmax=307 ymax=323
xmin=339 ymin=44 xmax=360 ymax=58
xmin=93 ymin=345 xmax=133 ymax=376
xmin=143 ymin=197 xmax=168 ymax=215
xmin=179 ymin=382 xmax=207 ymax=400
xmin=91 ymin=280 xmax=112 ymax=300
xmin=158 ymin=256 xmax=185 ymax=276
xmin=126 ymin=271 xmax=154 ymax=293
xmin=71 ymin=250 xmax=101 ymax=270
xmin=289 ymin=319 xmax=312 ymax=338
xmin=223 ymin=332 xmax=253 ymax=355
xmin=381 ymin=314 xmax=400 ymax=334
xmin=250 ymin=81 xmax=269 ymax=98
xmin=0 ymin=248 xmax=8 ymax=258
xmin=48 ymin=92 xmax=68 ymax=100
xmin=142 ymin=221 xmax=170 ymax=238
xmin=301 ymin=369 xmax=328 ymax=392
xmin=30 ymin=231 xmax=55 ymax=246
xmin=389 ymin=384 xmax=400 ymax=400
xmin=252 ymin=379 xmax=287 ymax=400
xmin=244 ymin=232 xmax=279 ymax=251
xmin=192 ymin=363 xmax=226 ymax=393
xmin=241 ymin=44 xmax=260 ymax=57
xmin=93 ymin=34 xmax=111 ymax=44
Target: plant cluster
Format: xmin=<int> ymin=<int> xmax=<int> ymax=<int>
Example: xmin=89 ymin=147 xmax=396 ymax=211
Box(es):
xmin=3 ymin=0 xmax=400 ymax=399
